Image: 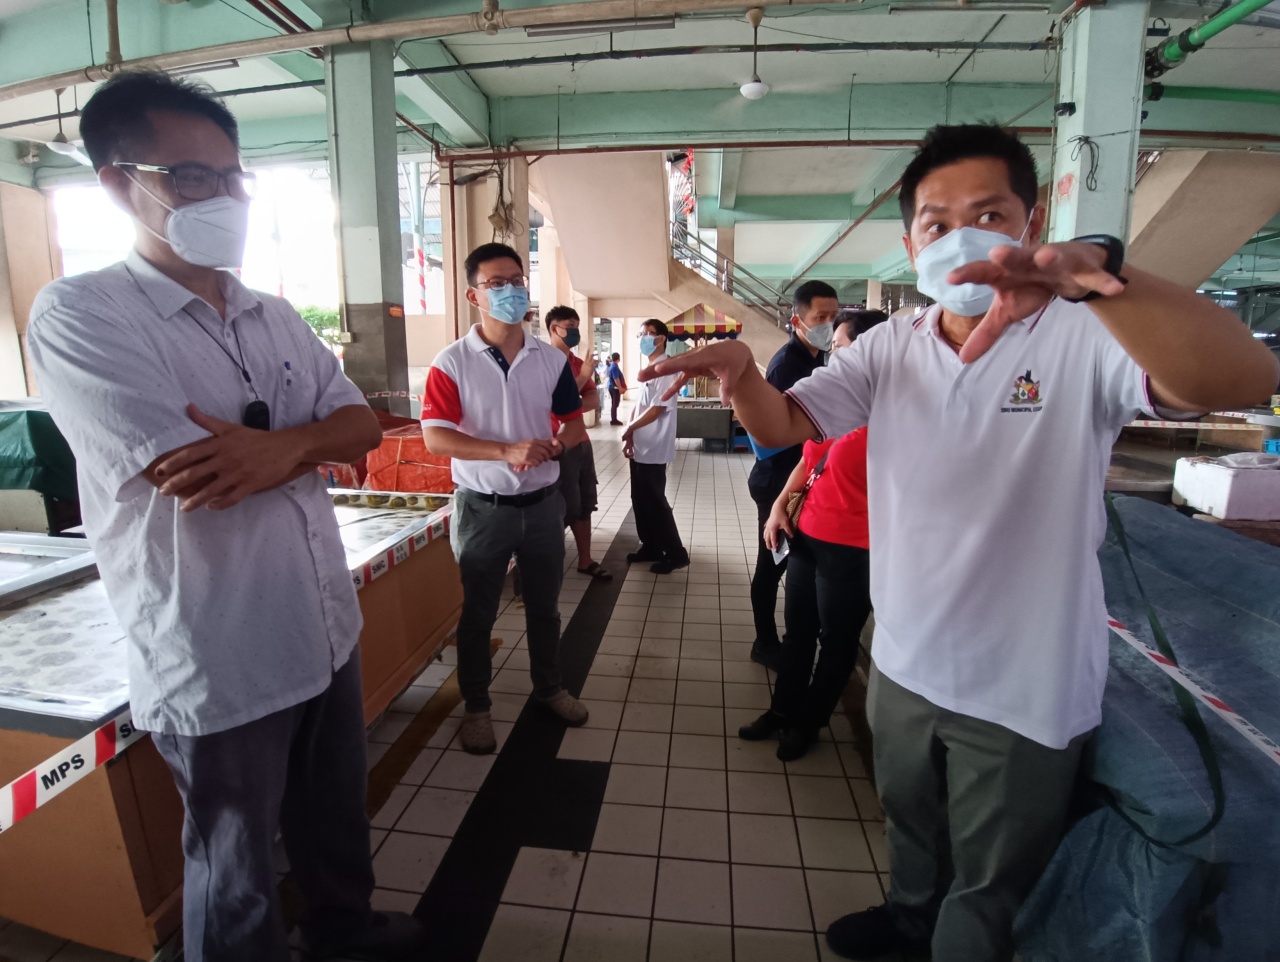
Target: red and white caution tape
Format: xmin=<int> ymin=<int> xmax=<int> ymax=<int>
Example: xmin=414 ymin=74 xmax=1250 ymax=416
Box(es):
xmin=0 ymin=709 xmax=145 ymax=835
xmin=1126 ymin=420 xmax=1262 ymax=431
xmin=1107 ymin=615 xmax=1280 ymax=769
xmin=351 ymin=510 xmax=452 ymax=590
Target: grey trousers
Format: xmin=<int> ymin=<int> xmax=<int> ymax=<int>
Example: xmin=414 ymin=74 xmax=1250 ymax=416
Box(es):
xmin=452 ymin=488 xmax=566 ymax=713
xmin=151 ymin=654 xmax=374 ymax=962
xmin=867 ymin=664 xmax=1090 ymax=962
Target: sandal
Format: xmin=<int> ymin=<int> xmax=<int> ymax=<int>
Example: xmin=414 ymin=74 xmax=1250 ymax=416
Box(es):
xmin=578 ymin=562 xmax=613 ymax=582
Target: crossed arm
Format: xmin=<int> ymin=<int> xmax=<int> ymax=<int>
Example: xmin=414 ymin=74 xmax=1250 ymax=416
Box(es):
xmin=146 ymin=403 xmax=382 ymax=511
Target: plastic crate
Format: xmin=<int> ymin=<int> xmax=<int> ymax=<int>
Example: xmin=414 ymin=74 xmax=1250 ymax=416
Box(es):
xmin=1265 ymin=438 xmax=1280 ymax=455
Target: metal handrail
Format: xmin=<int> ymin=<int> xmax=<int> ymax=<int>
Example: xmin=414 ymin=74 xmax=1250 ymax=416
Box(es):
xmin=670 ymin=229 xmax=791 ymax=328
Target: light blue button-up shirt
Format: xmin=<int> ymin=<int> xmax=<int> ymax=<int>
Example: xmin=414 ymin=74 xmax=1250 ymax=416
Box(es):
xmin=27 ymin=250 xmax=368 ymax=736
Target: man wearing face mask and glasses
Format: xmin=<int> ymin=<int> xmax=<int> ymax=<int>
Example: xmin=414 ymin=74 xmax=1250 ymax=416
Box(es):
xmin=746 ymin=280 xmax=840 ymax=671
xmin=422 ymin=244 xmax=590 ymax=755
xmin=639 ymin=125 xmax=1279 ymax=962
xmin=26 ymin=74 xmax=423 ymax=961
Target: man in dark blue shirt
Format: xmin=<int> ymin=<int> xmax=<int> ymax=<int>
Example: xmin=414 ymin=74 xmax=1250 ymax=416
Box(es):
xmin=606 ymin=351 xmax=627 ymax=425
xmin=749 ymin=280 xmax=841 ymax=669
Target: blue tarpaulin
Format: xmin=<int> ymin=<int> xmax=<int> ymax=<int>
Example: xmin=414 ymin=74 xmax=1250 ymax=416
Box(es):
xmin=1015 ymin=497 xmax=1280 ymax=962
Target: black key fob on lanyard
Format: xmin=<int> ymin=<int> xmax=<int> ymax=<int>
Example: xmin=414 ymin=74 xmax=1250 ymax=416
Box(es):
xmin=242 ymin=399 xmax=271 ymax=431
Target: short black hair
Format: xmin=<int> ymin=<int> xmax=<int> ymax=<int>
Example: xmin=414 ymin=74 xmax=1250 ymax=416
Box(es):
xmin=465 ymin=243 xmax=524 ymax=287
xmin=834 ymin=309 xmax=889 ymax=340
xmin=792 ymin=280 xmax=839 ymax=316
xmin=545 ymin=305 xmax=579 ymax=326
xmin=642 ymin=319 xmax=669 ymax=337
xmin=78 ymin=70 xmax=239 ymax=172
xmin=899 ymin=124 xmax=1038 ymax=230
xmin=611 ymin=352 xmax=621 ymax=361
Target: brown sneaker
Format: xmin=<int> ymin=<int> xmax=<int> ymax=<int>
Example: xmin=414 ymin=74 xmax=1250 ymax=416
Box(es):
xmin=540 ymin=690 xmax=589 ymax=727
xmin=459 ymin=711 xmax=496 ymax=754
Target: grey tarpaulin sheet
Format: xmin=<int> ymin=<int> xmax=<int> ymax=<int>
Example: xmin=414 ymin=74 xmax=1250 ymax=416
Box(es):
xmin=1016 ymin=497 xmax=1280 ymax=962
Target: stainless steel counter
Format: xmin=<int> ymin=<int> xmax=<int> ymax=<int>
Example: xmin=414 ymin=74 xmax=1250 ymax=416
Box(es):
xmin=0 ymin=497 xmax=452 ymax=734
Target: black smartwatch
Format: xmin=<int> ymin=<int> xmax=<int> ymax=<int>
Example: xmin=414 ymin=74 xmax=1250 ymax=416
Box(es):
xmin=1063 ymin=234 xmax=1128 ymax=302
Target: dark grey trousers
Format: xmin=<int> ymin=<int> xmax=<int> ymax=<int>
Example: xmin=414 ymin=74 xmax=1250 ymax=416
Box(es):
xmin=152 ymin=655 xmax=374 ymax=962
xmin=868 ymin=664 xmax=1090 ymax=962
xmin=452 ymin=488 xmax=567 ymax=713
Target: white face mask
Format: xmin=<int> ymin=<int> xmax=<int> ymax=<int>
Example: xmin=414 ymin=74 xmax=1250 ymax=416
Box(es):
xmin=914 ymin=221 xmax=1031 ymax=317
xmin=128 ymin=174 xmax=250 ymax=270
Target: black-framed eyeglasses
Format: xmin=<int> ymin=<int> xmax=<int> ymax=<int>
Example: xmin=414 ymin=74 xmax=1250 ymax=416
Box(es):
xmin=116 ymin=162 xmax=257 ymax=202
xmin=473 ymin=275 xmax=529 ymax=291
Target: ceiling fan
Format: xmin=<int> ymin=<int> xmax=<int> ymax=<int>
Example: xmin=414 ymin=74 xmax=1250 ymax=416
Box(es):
xmin=739 ymin=7 xmax=770 ymax=100
xmin=45 ymin=88 xmax=93 ymax=166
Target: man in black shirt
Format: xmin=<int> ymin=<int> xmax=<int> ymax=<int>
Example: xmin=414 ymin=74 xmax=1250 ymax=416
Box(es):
xmin=749 ymin=280 xmax=841 ymax=669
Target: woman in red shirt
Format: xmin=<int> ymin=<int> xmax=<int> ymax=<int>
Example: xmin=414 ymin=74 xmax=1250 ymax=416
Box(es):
xmin=739 ymin=309 xmax=887 ymax=760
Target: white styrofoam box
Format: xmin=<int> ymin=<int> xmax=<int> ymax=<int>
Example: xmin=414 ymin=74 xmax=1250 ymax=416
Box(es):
xmin=1172 ymin=454 xmax=1280 ymax=520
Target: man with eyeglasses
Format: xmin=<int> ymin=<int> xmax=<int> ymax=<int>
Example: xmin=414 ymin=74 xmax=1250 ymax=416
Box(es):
xmin=26 ymin=73 xmax=425 ymax=961
xmin=422 ymin=243 xmax=590 ymax=754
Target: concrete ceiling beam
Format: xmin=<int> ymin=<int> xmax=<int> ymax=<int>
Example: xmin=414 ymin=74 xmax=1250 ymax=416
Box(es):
xmin=395 ymin=39 xmax=490 ymax=148
xmin=717 ymin=148 xmax=743 ymax=210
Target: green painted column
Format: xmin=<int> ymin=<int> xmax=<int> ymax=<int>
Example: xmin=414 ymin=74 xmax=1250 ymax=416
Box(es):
xmin=325 ymin=40 xmax=411 ymax=417
xmin=1047 ymin=0 xmax=1149 ymax=244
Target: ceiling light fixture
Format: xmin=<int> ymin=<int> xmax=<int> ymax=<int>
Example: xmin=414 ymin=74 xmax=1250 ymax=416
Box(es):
xmin=170 ymin=59 xmax=241 ymax=76
xmin=739 ymin=7 xmax=770 ymax=100
xmin=525 ymin=16 xmax=675 ymax=37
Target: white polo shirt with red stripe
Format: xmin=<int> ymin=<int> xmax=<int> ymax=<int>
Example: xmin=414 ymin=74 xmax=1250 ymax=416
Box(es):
xmin=787 ymin=299 xmax=1171 ymax=749
xmin=423 ymin=324 xmax=583 ymax=495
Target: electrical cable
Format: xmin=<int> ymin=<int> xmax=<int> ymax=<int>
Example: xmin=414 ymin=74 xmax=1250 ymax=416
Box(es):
xmin=214 ymin=0 xmax=284 ymax=34
xmin=1069 ymin=134 xmax=1099 ymax=191
xmin=85 ymin=0 xmax=94 ymax=66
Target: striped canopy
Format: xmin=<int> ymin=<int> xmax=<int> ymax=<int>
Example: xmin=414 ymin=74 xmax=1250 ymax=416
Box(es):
xmin=666 ymin=304 xmax=741 ymax=340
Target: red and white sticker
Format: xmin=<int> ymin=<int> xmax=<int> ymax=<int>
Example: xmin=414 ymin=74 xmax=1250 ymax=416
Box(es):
xmin=1107 ymin=615 xmax=1280 ymax=769
xmin=351 ymin=510 xmax=453 ymax=590
xmin=1126 ymin=420 xmax=1261 ymax=431
xmin=0 ymin=708 xmax=145 ymax=835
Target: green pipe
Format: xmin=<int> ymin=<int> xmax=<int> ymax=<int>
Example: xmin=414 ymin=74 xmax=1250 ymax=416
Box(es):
xmin=1144 ymin=83 xmax=1280 ymax=106
xmin=1250 ymin=230 xmax=1280 ymax=245
xmin=1148 ymin=0 xmax=1275 ymax=74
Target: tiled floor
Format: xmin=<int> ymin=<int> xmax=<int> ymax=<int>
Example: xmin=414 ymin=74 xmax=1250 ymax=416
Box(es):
xmin=367 ymin=426 xmax=888 ymax=962
xmin=0 ymin=422 xmax=886 ymax=962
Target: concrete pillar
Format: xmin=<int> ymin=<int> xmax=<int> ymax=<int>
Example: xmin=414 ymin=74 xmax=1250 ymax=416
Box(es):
xmin=1128 ymin=150 xmax=1280 ymax=287
xmin=441 ymin=158 xmax=530 ymax=341
xmin=865 ymin=279 xmax=884 ymax=312
xmin=1047 ymin=0 xmax=1149 ymax=244
xmin=0 ymin=183 xmax=62 ymax=398
xmin=325 ymin=41 xmax=410 ymax=417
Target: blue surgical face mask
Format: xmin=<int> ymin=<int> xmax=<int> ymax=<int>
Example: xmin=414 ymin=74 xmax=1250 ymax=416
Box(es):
xmin=558 ymin=327 xmax=581 ymax=348
xmin=801 ymin=319 xmax=834 ymax=353
xmin=483 ymin=284 xmax=530 ymax=325
xmin=640 ymin=335 xmax=659 ymax=356
xmin=914 ymin=221 xmax=1030 ymax=317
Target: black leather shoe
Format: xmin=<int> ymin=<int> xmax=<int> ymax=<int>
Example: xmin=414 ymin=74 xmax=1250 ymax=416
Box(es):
xmin=626 ymin=547 xmax=664 ymax=564
xmin=304 ymin=911 xmax=429 ymax=961
xmin=776 ymin=726 xmax=817 ymax=762
xmin=651 ymin=554 xmax=690 ymax=574
xmin=825 ymin=904 xmax=931 ymax=961
xmin=738 ymin=710 xmax=785 ymax=741
xmin=750 ymin=641 xmax=781 ymax=672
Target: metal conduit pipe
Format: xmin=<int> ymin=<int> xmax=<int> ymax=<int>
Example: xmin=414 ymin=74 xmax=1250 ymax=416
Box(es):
xmin=1145 ymin=83 xmax=1280 ymax=107
xmin=0 ymin=0 xmax=846 ymax=104
xmin=1145 ymin=0 xmax=1276 ymax=78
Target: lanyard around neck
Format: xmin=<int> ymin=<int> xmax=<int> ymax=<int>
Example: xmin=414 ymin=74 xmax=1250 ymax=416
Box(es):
xmin=181 ymin=308 xmax=260 ymax=401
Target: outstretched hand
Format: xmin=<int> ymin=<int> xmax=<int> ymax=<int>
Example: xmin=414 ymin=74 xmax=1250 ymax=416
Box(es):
xmin=949 ymin=240 xmax=1120 ymax=363
xmin=638 ymin=340 xmax=755 ymax=405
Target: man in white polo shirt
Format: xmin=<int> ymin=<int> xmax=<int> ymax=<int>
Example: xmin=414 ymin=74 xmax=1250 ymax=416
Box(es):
xmin=26 ymin=73 xmax=423 ymax=961
xmin=422 ymin=243 xmax=589 ymax=754
xmin=642 ymin=125 xmax=1278 ymax=962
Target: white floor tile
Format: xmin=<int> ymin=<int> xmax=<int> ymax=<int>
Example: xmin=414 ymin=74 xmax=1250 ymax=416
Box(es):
xmin=477 ymin=904 xmax=570 ymax=962
xmin=563 ymin=913 xmax=650 ymax=962
xmin=502 ymin=847 xmax=586 ymax=910
xmin=576 ymin=853 xmax=658 ymax=917
xmin=593 ymin=802 xmax=664 ymax=856
xmin=396 ymin=785 xmax=476 ymax=837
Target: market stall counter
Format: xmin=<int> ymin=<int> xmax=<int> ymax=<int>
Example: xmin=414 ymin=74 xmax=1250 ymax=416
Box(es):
xmin=0 ymin=494 xmax=459 ymax=959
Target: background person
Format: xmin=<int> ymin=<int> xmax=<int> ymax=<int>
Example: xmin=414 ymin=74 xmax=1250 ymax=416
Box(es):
xmin=422 ymin=243 xmax=589 ymax=754
xmin=747 ymin=280 xmax=840 ymax=671
xmin=606 ymin=351 xmax=627 ymax=425
xmin=623 ymin=319 xmax=689 ymax=575
xmin=26 ymin=72 xmax=423 ymax=962
xmin=640 ymin=124 xmax=1277 ymax=962
xmin=546 ymin=305 xmax=611 ymax=582
xmin=739 ymin=310 xmax=886 ymax=761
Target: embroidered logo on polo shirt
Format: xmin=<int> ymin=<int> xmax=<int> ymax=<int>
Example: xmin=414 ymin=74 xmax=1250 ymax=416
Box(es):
xmin=1001 ymin=370 xmax=1043 ymax=413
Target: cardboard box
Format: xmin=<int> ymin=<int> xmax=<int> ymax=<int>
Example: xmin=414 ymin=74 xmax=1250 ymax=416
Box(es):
xmin=1172 ymin=454 xmax=1280 ymax=520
